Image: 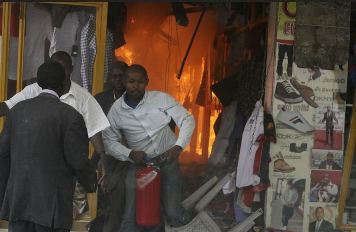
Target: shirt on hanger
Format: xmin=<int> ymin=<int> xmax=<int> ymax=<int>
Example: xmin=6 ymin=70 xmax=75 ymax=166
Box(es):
xmin=23 ymin=3 xmax=53 ymax=80
xmin=235 ymin=100 xmax=264 ymax=188
xmin=80 ymin=15 xmax=96 ymax=90
xmin=80 ymin=14 xmax=114 ymax=90
xmin=49 ymin=12 xmax=79 ymax=57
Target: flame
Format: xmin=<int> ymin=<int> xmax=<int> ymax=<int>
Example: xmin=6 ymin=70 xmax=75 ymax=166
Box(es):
xmin=208 ymin=94 xmax=220 ymax=155
xmin=130 ymin=16 xmax=135 ymax=24
xmin=115 ymin=46 xmax=133 ymax=65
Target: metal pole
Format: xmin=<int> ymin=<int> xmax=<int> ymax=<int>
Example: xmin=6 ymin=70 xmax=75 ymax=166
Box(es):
xmin=177 ymin=9 xmax=206 ymax=79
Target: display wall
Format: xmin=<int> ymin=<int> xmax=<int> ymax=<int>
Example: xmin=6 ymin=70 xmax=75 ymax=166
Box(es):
xmin=266 ymin=2 xmax=349 ymax=231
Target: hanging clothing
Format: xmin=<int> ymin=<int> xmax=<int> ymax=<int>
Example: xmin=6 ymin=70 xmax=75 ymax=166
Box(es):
xmin=49 ymin=12 xmax=79 ymax=57
xmin=235 ymin=112 xmax=276 ymax=213
xmin=23 ymin=3 xmax=52 ymax=80
xmin=235 ymin=100 xmax=264 ymax=188
xmin=80 ymin=15 xmax=96 ymax=90
xmin=104 ymin=31 xmax=114 ymax=84
xmin=209 ymin=101 xmax=238 ymax=166
xmin=0 ymin=2 xmax=19 ymax=36
xmin=70 ymin=11 xmax=90 ymax=86
xmin=80 ymin=15 xmax=114 ymax=90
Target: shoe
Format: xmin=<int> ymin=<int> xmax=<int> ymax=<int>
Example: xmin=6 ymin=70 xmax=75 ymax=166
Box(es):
xmin=273 ymin=152 xmax=295 ymax=173
xmin=290 ymin=143 xmax=307 ymax=153
xmin=274 ymin=81 xmax=303 ymax=104
xmin=277 ymin=107 xmax=314 ymax=133
xmin=290 ymin=78 xmax=318 ymax=108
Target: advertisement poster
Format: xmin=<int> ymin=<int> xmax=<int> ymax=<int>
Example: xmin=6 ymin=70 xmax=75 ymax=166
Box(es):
xmin=266 ymin=2 xmax=347 ymax=231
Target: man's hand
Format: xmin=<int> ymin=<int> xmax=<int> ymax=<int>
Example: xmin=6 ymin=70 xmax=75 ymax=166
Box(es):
xmin=165 ymin=145 xmax=183 ymax=162
xmin=129 ymin=150 xmax=146 ymax=164
xmin=97 ymin=157 xmax=107 ymax=193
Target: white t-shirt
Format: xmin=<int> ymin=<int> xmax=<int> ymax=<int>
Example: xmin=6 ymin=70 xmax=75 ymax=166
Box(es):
xmin=49 ymin=12 xmax=79 ymax=57
xmin=235 ymin=100 xmax=264 ymax=188
xmin=23 ymin=3 xmax=52 ymax=80
xmin=5 ymin=81 xmax=110 ymax=138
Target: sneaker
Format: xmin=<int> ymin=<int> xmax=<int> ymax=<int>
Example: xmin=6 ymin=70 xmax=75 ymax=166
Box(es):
xmin=290 ymin=143 xmax=307 ymax=153
xmin=277 ymin=107 xmax=314 ymax=133
xmin=274 ymin=81 xmax=303 ymax=104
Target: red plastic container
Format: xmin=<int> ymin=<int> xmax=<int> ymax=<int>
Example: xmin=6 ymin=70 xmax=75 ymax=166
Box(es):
xmin=136 ymin=166 xmax=161 ymax=227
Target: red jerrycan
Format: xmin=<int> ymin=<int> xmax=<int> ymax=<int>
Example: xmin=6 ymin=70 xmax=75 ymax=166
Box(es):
xmin=136 ymin=166 xmax=161 ymax=227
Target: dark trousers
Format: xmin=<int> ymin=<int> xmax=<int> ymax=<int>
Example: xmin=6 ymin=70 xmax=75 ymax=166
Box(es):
xmin=119 ymin=159 xmax=190 ymax=232
xmin=277 ymin=44 xmax=294 ymax=76
xmin=9 ymin=221 xmax=69 ymax=232
xmin=282 ymin=205 xmax=294 ymax=226
xmin=325 ymin=126 xmax=334 ymax=146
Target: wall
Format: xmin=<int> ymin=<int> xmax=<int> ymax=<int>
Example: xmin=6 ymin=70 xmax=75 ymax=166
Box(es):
xmin=265 ymin=2 xmax=348 ymax=231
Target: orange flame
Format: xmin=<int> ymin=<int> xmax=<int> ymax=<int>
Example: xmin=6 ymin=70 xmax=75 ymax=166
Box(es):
xmin=115 ymin=46 xmax=133 ymax=65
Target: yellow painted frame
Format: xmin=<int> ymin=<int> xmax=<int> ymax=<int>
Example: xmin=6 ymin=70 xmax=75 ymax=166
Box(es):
xmin=0 ymin=2 xmax=11 ymax=128
xmin=0 ymin=2 xmax=108 ymax=229
xmin=337 ymin=93 xmax=356 ymax=230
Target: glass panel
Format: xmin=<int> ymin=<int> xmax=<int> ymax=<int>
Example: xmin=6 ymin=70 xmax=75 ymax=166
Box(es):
xmin=22 ymin=3 xmax=97 ymax=90
xmin=7 ymin=2 xmax=20 ymax=98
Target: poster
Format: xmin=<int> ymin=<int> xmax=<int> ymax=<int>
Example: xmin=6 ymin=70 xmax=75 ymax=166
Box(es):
xmin=266 ymin=2 xmax=348 ymax=231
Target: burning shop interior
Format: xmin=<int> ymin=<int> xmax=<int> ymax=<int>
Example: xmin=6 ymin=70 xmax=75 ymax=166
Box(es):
xmin=116 ymin=2 xmax=270 ymax=230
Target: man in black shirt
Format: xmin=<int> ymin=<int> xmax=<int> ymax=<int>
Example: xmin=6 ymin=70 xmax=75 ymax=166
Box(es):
xmin=95 ymin=61 xmax=128 ymax=115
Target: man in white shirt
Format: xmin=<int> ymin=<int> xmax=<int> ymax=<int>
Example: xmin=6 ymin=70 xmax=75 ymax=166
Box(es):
xmin=0 ymin=51 xmax=109 ymax=158
xmin=309 ymin=207 xmax=334 ymax=232
xmin=103 ymin=64 xmax=195 ymax=231
xmin=280 ymin=180 xmax=299 ymax=231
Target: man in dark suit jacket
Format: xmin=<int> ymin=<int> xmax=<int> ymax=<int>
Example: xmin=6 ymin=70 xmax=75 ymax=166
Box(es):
xmin=309 ymin=207 xmax=334 ymax=232
xmin=320 ymin=106 xmax=338 ymax=147
xmin=318 ymin=152 xmax=342 ymax=170
xmin=0 ymin=62 xmax=97 ymax=232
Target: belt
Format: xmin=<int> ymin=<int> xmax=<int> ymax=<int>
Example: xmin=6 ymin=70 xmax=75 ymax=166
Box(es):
xmin=144 ymin=152 xmax=169 ymax=166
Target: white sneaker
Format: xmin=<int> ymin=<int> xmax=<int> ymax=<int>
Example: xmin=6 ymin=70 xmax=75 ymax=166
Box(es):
xmin=277 ymin=107 xmax=314 ymax=133
xmin=282 ymin=226 xmax=287 ymax=230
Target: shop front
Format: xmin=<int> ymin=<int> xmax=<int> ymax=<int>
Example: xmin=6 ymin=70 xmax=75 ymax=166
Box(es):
xmin=1 ymin=2 xmax=356 ymax=232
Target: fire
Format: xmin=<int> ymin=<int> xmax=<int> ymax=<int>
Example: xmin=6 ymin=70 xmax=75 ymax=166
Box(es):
xmin=115 ymin=46 xmax=133 ymax=65
xmin=209 ymin=94 xmax=220 ymax=155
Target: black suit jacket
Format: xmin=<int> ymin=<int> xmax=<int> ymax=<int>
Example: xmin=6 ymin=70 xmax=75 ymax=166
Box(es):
xmin=322 ymin=112 xmax=337 ymax=130
xmin=318 ymin=161 xmax=342 ymax=170
xmin=0 ymin=93 xmax=97 ymax=230
xmin=309 ymin=219 xmax=334 ymax=232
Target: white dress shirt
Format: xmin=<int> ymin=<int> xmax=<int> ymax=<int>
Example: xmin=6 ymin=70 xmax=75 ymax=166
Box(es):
xmin=5 ymin=81 xmax=109 ymax=138
xmin=315 ymin=219 xmax=323 ymax=232
xmin=103 ymin=91 xmax=195 ymax=162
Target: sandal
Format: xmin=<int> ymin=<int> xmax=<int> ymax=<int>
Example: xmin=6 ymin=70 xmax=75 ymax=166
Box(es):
xmin=290 ymin=78 xmax=319 ymax=108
